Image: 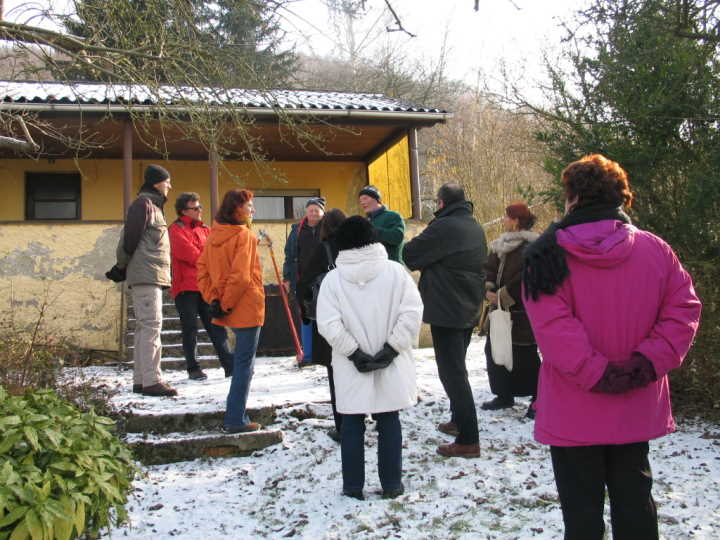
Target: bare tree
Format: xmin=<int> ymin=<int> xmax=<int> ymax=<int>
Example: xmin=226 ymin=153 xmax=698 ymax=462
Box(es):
xmin=420 ymin=93 xmax=556 ymax=231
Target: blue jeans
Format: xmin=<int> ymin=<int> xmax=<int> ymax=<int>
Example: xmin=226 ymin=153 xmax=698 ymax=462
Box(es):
xmin=224 ymin=326 xmax=261 ymax=429
xmin=341 ymin=411 xmax=402 ymax=493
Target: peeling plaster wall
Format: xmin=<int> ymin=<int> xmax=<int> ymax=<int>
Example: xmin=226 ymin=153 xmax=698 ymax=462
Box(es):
xmin=0 ymin=220 xmax=431 ymax=353
xmin=0 ymin=223 xmax=124 ymax=351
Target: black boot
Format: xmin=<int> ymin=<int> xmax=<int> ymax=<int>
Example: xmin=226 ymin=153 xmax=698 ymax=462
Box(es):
xmin=220 ymin=353 xmax=234 ymax=378
xmin=525 ymin=397 xmax=537 ymax=419
xmin=481 ymin=396 xmax=515 ymax=410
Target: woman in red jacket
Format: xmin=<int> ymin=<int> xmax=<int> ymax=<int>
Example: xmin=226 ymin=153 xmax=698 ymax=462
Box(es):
xmin=169 ymin=192 xmax=233 ymax=380
xmin=197 ymin=189 xmax=266 ymax=433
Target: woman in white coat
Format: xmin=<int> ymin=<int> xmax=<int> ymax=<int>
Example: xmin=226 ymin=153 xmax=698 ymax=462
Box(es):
xmin=317 ymin=216 xmax=423 ymax=501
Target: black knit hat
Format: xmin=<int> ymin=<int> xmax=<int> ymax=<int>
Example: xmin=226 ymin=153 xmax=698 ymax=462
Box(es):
xmin=142 ymin=164 xmax=170 ymax=191
xmin=358 ymin=185 xmax=381 ymax=202
xmin=306 ymin=197 xmax=326 ymax=210
xmin=335 ymin=215 xmax=377 ymax=251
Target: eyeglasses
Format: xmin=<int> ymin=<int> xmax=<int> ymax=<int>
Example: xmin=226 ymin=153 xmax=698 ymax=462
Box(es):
xmin=184 ymin=205 xmax=202 ymax=211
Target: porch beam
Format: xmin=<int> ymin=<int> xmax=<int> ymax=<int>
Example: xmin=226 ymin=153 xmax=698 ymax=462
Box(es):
xmin=122 ymin=120 xmax=133 ymax=216
xmin=209 ymin=146 xmax=219 ymax=218
xmin=408 ymin=128 xmax=421 ymax=220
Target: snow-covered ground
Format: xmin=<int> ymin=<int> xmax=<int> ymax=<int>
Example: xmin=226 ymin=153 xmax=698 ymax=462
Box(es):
xmin=91 ymin=337 xmax=720 ymax=539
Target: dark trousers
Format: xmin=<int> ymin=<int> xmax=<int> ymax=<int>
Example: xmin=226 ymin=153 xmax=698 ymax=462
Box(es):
xmin=485 ymin=337 xmax=541 ymax=398
xmin=550 ymin=442 xmax=658 ymax=540
xmin=326 ymin=364 xmax=342 ymax=432
xmin=341 ymin=411 xmax=402 ymax=493
xmin=174 ymin=291 xmax=233 ymax=373
xmin=431 ymin=325 xmax=479 ymax=445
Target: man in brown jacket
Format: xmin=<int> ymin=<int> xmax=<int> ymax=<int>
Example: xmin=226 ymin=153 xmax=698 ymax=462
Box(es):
xmin=114 ymin=164 xmax=177 ymax=397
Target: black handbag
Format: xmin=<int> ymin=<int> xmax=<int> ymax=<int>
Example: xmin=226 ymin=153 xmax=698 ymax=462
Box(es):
xmin=303 ymin=243 xmax=335 ymax=321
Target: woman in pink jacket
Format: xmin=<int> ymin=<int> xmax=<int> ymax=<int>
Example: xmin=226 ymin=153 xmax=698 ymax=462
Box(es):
xmin=523 ymin=154 xmax=701 ymax=540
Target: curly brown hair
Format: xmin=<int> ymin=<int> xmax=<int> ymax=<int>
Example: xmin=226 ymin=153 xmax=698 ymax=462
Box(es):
xmin=506 ymin=202 xmax=537 ymax=230
xmin=215 ymin=189 xmax=254 ymax=224
xmin=561 ymin=154 xmax=633 ymax=209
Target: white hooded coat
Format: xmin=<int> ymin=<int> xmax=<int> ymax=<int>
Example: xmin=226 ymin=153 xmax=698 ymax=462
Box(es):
xmin=317 ymin=243 xmax=423 ymax=414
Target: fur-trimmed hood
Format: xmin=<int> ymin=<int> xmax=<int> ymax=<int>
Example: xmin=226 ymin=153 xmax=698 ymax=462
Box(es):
xmin=489 ymin=230 xmax=539 ymax=255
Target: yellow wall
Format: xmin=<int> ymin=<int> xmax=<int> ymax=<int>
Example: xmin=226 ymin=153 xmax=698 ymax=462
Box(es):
xmin=0 ymin=223 xmax=124 ymax=351
xmin=0 ymin=152 xmax=419 ymax=351
xmin=0 ymin=158 xmax=368 ymax=221
xmin=367 ymin=136 xmax=412 ymax=218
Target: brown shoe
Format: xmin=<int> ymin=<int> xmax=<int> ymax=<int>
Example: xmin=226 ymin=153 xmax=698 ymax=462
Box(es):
xmin=438 ymin=421 xmax=459 ymax=437
xmin=437 ymin=443 xmax=480 ymax=458
xmin=223 ymin=422 xmax=262 ymax=434
xmin=141 ymin=382 xmax=178 ymax=397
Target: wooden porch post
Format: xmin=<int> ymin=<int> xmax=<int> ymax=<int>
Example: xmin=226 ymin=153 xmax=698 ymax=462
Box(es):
xmin=209 ymin=145 xmax=219 ymax=218
xmin=408 ymin=128 xmax=421 ymax=220
xmin=122 ymin=120 xmax=133 ymax=217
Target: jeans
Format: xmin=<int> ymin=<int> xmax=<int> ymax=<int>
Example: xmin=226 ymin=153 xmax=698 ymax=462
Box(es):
xmin=131 ymin=285 xmax=163 ymax=387
xmin=341 ymin=411 xmax=402 ymax=493
xmin=431 ymin=325 xmax=479 ymax=445
xmin=174 ymin=291 xmax=233 ymax=373
xmin=224 ymin=326 xmax=261 ymax=429
xmin=301 ymin=321 xmax=313 ymax=360
xmin=551 ymin=442 xmax=658 ymax=540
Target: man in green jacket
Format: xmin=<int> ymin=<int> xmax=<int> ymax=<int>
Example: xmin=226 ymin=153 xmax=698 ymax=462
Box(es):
xmin=358 ymin=185 xmax=405 ymax=263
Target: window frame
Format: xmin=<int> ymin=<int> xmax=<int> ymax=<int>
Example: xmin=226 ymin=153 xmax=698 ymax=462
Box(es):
xmin=251 ymin=189 xmax=320 ymax=222
xmin=25 ymin=172 xmax=82 ymax=221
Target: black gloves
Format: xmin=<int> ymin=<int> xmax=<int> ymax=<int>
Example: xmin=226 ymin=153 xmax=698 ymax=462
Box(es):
xmin=208 ymin=299 xmax=230 ymax=319
xmin=349 ymin=343 xmax=398 ymax=373
xmin=590 ymin=353 xmax=657 ymax=394
xmin=105 ymin=265 xmax=126 ymax=282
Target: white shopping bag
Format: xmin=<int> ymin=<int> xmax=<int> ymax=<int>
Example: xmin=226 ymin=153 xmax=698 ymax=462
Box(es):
xmin=489 ymin=294 xmax=513 ymax=371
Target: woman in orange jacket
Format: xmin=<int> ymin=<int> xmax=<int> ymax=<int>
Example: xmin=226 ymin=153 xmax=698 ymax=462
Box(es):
xmin=198 ymin=189 xmax=265 ymax=433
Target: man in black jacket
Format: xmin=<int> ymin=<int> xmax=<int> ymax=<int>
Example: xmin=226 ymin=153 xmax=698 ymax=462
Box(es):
xmin=403 ymin=183 xmax=487 ymax=458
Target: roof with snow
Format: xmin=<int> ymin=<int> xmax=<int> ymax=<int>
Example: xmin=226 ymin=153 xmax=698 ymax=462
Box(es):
xmin=0 ymin=80 xmax=447 ymax=114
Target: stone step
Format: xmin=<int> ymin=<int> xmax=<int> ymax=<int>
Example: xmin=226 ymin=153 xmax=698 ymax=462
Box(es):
xmin=127 ymin=302 xmax=179 ymax=319
xmin=118 ymin=406 xmax=277 ymax=435
xmin=126 ymin=429 xmax=284 ymax=465
xmin=125 ymin=328 xmax=212 ymax=346
xmin=127 ymin=316 xmax=187 ymax=332
xmin=122 ymin=355 xmax=225 ymax=370
xmin=127 ymin=342 xmax=218 ymax=356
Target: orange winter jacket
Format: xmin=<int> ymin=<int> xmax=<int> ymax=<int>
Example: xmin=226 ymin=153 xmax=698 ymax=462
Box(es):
xmin=197 ymin=222 xmax=265 ymax=328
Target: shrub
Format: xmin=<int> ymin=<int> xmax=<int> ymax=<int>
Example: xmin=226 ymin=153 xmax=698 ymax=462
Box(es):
xmin=0 ymin=301 xmax=118 ymax=416
xmin=0 ymin=388 xmax=136 ymax=540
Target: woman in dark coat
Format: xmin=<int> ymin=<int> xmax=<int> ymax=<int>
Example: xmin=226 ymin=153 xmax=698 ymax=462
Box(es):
xmin=481 ymin=202 xmax=540 ymax=418
xmin=297 ymin=208 xmax=347 ymax=441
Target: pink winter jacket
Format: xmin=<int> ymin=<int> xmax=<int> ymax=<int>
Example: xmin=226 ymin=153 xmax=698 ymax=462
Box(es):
xmin=525 ymin=220 xmax=701 ymax=446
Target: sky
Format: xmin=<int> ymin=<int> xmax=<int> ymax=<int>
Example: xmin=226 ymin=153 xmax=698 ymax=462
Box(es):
xmin=3 ymin=0 xmax=587 ymax=97
xmin=277 ymin=0 xmax=587 ymax=94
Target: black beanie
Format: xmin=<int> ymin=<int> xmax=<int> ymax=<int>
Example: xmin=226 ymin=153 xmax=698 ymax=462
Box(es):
xmin=358 ymin=185 xmax=381 ymax=202
xmin=306 ymin=197 xmax=326 ymax=210
xmin=142 ymin=164 xmax=170 ymax=191
xmin=335 ymin=215 xmax=377 ymax=251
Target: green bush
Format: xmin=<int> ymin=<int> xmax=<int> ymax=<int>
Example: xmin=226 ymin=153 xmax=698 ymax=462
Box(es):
xmin=0 ymin=388 xmax=136 ymax=540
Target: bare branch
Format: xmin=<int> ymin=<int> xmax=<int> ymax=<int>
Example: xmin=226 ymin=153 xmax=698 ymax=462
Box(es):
xmin=0 ymin=135 xmax=33 ymax=152
xmin=383 ymin=0 xmax=416 ymax=38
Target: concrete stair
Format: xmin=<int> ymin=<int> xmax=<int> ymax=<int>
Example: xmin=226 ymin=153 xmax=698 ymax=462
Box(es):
xmin=118 ymin=406 xmax=283 ymax=465
xmin=124 ymin=291 xmax=227 ymax=371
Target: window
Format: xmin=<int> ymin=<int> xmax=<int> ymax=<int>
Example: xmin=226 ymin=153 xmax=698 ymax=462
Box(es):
xmin=26 ymin=173 xmax=81 ymax=220
xmin=252 ymin=190 xmax=319 ymax=221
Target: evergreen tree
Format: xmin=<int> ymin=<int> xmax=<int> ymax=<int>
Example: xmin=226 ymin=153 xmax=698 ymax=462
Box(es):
xmin=59 ymin=0 xmax=296 ymax=87
xmin=531 ymin=0 xmax=719 ymax=408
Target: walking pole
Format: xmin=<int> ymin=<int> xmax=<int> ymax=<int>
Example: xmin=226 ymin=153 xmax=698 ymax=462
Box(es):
xmin=257 ymin=230 xmax=304 ymax=366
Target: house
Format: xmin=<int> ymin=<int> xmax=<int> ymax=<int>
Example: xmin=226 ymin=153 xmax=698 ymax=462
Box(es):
xmin=0 ymin=80 xmax=449 ymax=357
